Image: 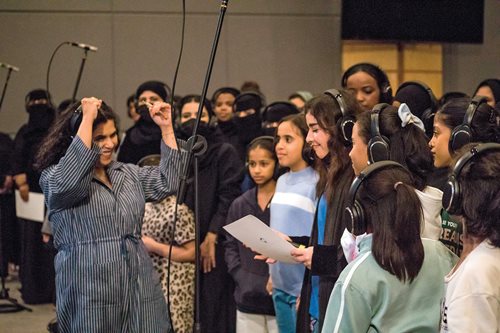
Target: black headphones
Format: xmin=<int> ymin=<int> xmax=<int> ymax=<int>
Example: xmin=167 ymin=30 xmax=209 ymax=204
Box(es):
xmin=345 ymin=160 xmax=409 ymax=235
xmin=368 ymin=103 xmax=391 ymax=163
xmin=442 ymin=143 xmax=500 ymax=215
xmin=247 ymin=136 xmax=280 ymax=179
xmin=396 ymin=80 xmax=437 ymax=138
xmin=448 ymin=96 xmax=488 ymax=154
xmin=341 ymin=63 xmax=393 ymax=104
xmin=323 ymin=89 xmax=356 ymax=146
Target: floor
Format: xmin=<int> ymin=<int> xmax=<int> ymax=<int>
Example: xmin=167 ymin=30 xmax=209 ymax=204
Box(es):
xmin=0 ymin=272 xmax=55 ymax=333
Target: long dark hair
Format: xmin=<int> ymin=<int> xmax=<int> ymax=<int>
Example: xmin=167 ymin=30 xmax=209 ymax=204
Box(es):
xmin=359 ymin=167 xmax=424 ymax=282
xmin=356 ymin=106 xmax=433 ymax=190
xmin=455 ymin=144 xmax=500 ymax=247
xmin=35 ymin=101 xmax=118 ymax=171
xmin=304 ymin=91 xmax=363 ymax=200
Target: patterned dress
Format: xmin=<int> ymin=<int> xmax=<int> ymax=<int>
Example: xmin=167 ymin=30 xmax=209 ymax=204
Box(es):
xmin=142 ymin=195 xmax=195 ymax=333
xmin=40 ymin=137 xmax=186 ymax=333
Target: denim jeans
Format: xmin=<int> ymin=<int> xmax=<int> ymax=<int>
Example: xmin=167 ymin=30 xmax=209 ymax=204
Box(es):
xmin=271 ymin=288 xmax=297 ymax=333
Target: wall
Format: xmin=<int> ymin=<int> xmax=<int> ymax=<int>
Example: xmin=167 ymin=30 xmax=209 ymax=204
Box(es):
xmin=442 ymin=0 xmax=500 ymax=95
xmin=0 ymin=1 xmax=341 ymax=134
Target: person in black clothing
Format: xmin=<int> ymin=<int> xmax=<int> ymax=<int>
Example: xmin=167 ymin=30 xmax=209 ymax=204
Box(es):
xmin=0 ymin=131 xmax=18 ymax=277
xmin=11 ymin=89 xmax=56 ymax=304
xmin=117 ymin=80 xmax=170 ymax=164
xmin=232 ymin=92 xmax=265 ymax=162
xmin=211 ymin=87 xmax=242 ymax=153
xmin=177 ymin=94 xmax=244 ymax=333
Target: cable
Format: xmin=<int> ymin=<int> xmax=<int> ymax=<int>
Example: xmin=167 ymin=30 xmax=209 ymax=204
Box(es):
xmin=46 ymin=42 xmax=69 ymax=105
xmin=166 ymin=1 xmax=187 ymax=332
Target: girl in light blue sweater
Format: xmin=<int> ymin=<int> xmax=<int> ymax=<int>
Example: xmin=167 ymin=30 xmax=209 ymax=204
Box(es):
xmin=269 ymin=114 xmax=318 ymax=333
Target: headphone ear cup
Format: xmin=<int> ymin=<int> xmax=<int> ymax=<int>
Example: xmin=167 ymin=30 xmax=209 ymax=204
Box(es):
xmin=442 ymin=177 xmax=461 ymax=215
xmin=380 ymin=83 xmax=393 ymax=104
xmin=368 ymin=135 xmax=390 ymax=163
xmin=449 ymin=124 xmax=472 ymax=154
xmin=338 ymin=116 xmax=355 ymax=146
xmin=302 ymin=143 xmax=315 ymax=165
xmin=345 ymin=200 xmax=366 ymax=236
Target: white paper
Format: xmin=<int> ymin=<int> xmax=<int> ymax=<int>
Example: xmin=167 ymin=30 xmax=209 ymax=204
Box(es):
xmin=223 ymin=214 xmax=297 ymax=264
xmin=15 ymin=190 xmax=45 ymax=223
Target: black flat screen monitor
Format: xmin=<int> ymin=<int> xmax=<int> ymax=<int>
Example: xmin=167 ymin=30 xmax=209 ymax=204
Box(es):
xmin=342 ymin=0 xmax=484 ymax=44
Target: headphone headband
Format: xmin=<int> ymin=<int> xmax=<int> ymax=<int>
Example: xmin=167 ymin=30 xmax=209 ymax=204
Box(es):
xmin=324 ymin=89 xmax=347 ymax=117
xmin=464 ymin=95 xmax=487 ymax=127
xmin=248 ymin=135 xmax=274 ymax=148
xmin=443 ymin=142 xmax=500 ymax=214
xmin=323 ymin=88 xmax=355 ymax=145
xmin=346 ymin=160 xmax=408 ymax=235
xmin=448 ymin=96 xmax=488 ymax=154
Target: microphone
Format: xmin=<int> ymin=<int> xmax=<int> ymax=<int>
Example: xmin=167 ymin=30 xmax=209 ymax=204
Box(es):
xmin=0 ymin=62 xmax=20 ymax=72
xmin=67 ymin=41 xmax=98 ymax=52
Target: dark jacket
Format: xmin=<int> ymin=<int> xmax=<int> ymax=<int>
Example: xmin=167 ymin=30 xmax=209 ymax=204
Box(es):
xmin=216 ymin=119 xmax=246 ymax=162
xmin=117 ymin=123 xmax=161 ymax=165
xmin=184 ymin=127 xmax=244 ymax=238
xmin=296 ymin=166 xmax=353 ymax=333
xmin=224 ymin=187 xmax=275 ymax=315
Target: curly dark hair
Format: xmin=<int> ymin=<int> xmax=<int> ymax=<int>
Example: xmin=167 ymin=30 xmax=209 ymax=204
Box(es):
xmin=34 ymin=101 xmax=119 ymax=172
xmin=455 ymin=143 xmax=500 ymax=247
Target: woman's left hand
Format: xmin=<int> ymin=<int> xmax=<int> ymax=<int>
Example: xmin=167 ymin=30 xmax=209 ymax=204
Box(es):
xmin=291 ymin=246 xmax=314 ymax=269
xmin=149 ymin=102 xmax=173 ymax=130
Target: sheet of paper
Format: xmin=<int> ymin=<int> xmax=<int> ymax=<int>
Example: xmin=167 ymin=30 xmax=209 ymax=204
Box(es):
xmin=223 ymin=214 xmax=297 ymax=264
xmin=15 ymin=190 xmax=45 ymax=223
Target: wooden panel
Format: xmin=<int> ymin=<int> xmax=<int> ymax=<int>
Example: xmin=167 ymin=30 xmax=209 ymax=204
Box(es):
xmin=342 ymin=42 xmax=398 ymax=72
xmin=403 ymin=44 xmax=442 ymax=71
xmin=342 ymin=41 xmax=443 ymax=98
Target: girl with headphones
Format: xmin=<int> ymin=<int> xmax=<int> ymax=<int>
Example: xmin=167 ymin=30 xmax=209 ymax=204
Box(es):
xmin=341 ymin=62 xmax=393 ymax=111
xmin=428 ymin=97 xmax=500 ymax=255
xmin=224 ymin=136 xmax=279 ymax=333
xmin=269 ymin=113 xmax=318 ymax=333
xmin=323 ymin=163 xmax=457 ymax=332
xmin=350 ymin=103 xmax=441 ymax=241
xmin=284 ymin=89 xmax=362 ymax=332
xmin=439 ymin=143 xmax=500 ymax=332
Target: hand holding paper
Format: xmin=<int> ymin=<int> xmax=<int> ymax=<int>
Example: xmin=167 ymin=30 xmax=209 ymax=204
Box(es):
xmin=223 ymin=214 xmax=298 ymax=264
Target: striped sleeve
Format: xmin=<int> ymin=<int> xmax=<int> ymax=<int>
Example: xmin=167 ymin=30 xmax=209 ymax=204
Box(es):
xmin=40 ymin=136 xmax=100 ymax=211
xmin=138 ymin=139 xmax=189 ymax=202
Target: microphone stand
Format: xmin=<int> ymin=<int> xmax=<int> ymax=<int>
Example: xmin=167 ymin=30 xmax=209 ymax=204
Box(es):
xmin=72 ymin=49 xmax=88 ymax=101
xmin=175 ymin=1 xmax=229 ymax=332
xmin=0 ymin=68 xmax=14 ymax=113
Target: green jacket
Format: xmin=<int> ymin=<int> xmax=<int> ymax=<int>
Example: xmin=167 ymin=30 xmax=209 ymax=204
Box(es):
xmin=322 ymin=236 xmax=457 ymax=333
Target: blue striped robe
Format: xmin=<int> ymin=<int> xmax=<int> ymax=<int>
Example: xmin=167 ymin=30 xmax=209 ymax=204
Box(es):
xmin=40 ymin=136 xmax=186 ymax=333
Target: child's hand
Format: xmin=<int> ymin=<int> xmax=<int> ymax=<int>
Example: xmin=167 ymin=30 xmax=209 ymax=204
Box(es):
xmin=291 ymin=246 xmax=314 ymax=269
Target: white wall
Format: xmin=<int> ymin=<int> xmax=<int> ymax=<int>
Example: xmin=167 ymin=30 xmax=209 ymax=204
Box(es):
xmin=0 ymin=1 xmax=341 ymax=134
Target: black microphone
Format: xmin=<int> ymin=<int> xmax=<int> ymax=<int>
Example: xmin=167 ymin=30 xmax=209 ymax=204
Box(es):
xmin=67 ymin=41 xmax=98 ymax=52
xmin=0 ymin=62 xmax=20 ymax=72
